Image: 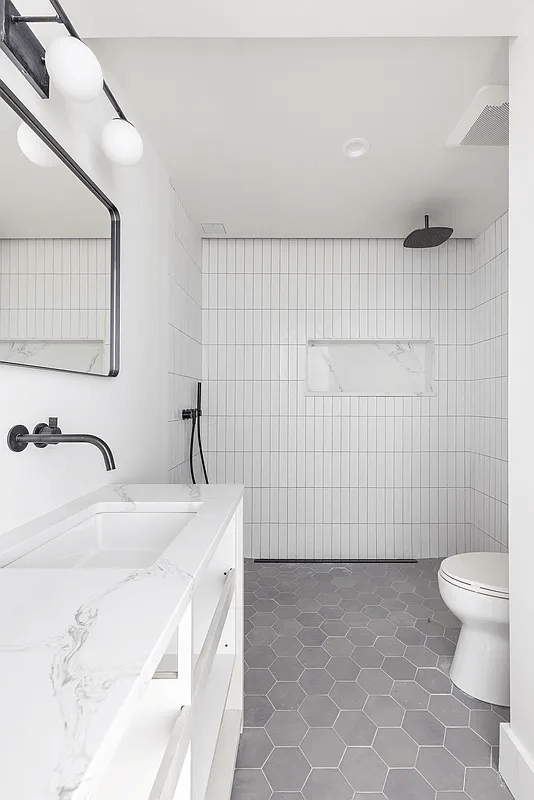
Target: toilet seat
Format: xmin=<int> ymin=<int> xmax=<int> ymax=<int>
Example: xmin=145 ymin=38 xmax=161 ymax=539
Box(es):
xmin=439 ymin=553 xmax=509 ymax=599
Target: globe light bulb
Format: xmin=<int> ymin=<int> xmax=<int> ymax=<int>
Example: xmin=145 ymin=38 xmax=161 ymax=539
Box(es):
xmin=17 ymin=123 xmax=59 ymax=167
xmin=45 ymin=36 xmax=103 ymax=104
xmin=101 ymin=118 xmax=144 ymax=166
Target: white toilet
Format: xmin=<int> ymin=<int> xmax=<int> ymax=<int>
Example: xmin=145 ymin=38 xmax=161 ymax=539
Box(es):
xmin=438 ymin=552 xmax=509 ymax=707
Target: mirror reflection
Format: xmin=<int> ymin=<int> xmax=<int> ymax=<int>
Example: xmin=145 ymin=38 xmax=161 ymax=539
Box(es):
xmin=0 ymin=93 xmax=118 ymax=375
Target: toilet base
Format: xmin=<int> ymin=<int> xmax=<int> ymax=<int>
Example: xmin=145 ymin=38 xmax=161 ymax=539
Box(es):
xmin=450 ymin=623 xmax=510 ymax=707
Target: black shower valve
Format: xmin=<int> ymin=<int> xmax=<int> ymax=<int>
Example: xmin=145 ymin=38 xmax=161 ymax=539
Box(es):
xmin=182 ymin=408 xmax=197 ymax=420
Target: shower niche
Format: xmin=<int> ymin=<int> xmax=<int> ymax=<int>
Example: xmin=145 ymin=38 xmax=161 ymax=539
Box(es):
xmin=306 ymin=338 xmax=436 ymax=396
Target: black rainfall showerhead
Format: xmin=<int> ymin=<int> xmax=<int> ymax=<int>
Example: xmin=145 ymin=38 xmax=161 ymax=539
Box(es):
xmin=403 ymin=215 xmax=453 ymax=249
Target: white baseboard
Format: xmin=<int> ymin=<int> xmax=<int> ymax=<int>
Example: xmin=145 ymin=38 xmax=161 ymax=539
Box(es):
xmin=500 ymin=723 xmax=534 ymax=799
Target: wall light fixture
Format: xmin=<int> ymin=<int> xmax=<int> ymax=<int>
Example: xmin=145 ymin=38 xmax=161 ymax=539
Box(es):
xmin=1 ymin=0 xmax=143 ymax=165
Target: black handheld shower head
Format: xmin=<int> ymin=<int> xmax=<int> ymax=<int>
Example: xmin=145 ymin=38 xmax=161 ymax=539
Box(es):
xmin=403 ymin=215 xmax=453 ymax=249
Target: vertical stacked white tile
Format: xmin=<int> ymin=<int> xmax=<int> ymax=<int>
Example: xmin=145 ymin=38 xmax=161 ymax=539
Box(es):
xmin=203 ymin=237 xmax=473 ymax=559
xmin=0 ymin=238 xmax=110 ymax=343
xmin=168 ymin=183 xmax=203 ymax=483
xmin=468 ymin=213 xmax=509 ymax=551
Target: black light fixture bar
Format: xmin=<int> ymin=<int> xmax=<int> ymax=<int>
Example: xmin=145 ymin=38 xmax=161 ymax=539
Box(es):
xmin=12 ymin=15 xmax=61 ymax=23
xmin=3 ymin=0 xmax=127 ymax=119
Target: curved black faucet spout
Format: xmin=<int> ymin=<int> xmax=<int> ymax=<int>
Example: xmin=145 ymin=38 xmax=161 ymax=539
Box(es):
xmin=7 ymin=418 xmax=116 ymax=471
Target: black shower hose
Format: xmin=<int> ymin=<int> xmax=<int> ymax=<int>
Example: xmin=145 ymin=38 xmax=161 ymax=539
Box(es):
xmin=188 ymin=412 xmax=209 ymax=485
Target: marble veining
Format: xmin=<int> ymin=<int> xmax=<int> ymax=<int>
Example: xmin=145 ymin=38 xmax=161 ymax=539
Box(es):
xmin=307 ymin=338 xmax=435 ymax=396
xmin=0 ymin=483 xmax=243 ymax=800
xmin=111 ymin=484 xmax=136 ymax=507
xmin=0 ymin=339 xmax=105 ymax=374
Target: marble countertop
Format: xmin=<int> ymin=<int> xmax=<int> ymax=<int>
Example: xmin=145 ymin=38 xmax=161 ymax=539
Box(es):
xmin=0 ymin=483 xmax=244 ymax=800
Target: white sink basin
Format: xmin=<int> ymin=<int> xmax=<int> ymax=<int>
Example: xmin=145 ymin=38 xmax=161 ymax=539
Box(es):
xmin=8 ymin=510 xmax=197 ymax=569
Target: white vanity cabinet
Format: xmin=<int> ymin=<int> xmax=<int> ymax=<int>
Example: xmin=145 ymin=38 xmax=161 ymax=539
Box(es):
xmin=0 ymin=484 xmax=244 ymax=800
xmin=92 ymin=501 xmax=244 ymax=800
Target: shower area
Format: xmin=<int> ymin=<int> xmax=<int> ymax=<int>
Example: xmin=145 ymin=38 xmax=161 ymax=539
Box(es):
xmin=202 ymin=216 xmax=508 ymax=561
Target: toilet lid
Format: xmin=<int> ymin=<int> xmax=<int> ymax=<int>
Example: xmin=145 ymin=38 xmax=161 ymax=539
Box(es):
xmin=439 ymin=552 xmax=509 ymax=597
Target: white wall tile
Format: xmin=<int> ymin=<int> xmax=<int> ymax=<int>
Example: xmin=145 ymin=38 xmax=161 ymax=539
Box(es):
xmin=167 ymin=183 xmax=203 ymax=481
xmin=468 ymin=212 xmax=508 ymax=552
xmin=203 ymin=232 xmax=507 ymax=559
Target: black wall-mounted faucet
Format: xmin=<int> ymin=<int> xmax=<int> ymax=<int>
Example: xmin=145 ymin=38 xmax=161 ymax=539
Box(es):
xmin=7 ymin=417 xmax=116 ymax=471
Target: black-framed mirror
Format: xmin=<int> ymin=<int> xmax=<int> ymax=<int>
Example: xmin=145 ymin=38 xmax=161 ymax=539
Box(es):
xmin=0 ymin=79 xmax=120 ymax=376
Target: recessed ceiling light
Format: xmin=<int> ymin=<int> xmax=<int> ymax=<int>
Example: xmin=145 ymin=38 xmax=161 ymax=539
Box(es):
xmin=342 ymin=138 xmax=371 ymax=159
xmin=201 ymin=223 xmax=227 ymax=235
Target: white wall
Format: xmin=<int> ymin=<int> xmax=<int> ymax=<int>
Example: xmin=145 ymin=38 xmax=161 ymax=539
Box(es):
xmin=0 ymin=53 xmax=190 ymax=536
xmin=203 ymin=237 xmax=476 ymax=559
xmin=168 ymin=185 xmax=203 ymax=482
xmin=500 ymin=19 xmax=534 ymax=800
xmin=468 ymin=214 xmax=509 ymax=552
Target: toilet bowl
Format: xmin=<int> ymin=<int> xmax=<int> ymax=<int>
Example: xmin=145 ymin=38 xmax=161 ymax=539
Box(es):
xmin=438 ymin=552 xmax=509 ymax=707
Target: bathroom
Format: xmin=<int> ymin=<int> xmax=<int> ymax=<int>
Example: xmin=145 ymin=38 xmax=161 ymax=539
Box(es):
xmin=0 ymin=2 xmax=532 ymax=800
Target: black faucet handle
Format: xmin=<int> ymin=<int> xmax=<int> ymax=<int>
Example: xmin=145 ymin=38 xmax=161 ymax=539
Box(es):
xmin=48 ymin=417 xmax=61 ymax=434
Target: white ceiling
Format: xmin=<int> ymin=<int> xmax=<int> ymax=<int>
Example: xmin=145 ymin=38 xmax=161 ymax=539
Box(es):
xmin=32 ymin=0 xmax=525 ymax=38
xmin=92 ymin=37 xmax=509 ymax=238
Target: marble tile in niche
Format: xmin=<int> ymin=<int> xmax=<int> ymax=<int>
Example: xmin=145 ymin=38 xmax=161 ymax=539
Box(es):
xmin=306 ymin=338 xmax=436 ymax=396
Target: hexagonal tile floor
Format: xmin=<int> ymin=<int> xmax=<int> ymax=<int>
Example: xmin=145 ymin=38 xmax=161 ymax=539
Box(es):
xmin=232 ymin=560 xmax=513 ymax=800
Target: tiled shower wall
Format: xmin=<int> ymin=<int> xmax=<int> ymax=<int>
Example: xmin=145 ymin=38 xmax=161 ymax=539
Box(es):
xmin=467 ymin=213 xmax=508 ymax=551
xmin=0 ymin=238 xmax=110 ymax=341
xmin=203 ymin=238 xmax=478 ymax=559
xmin=167 ymin=184 xmax=203 ymax=482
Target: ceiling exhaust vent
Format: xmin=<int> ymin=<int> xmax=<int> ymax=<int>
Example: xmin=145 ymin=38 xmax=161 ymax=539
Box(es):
xmin=446 ymin=85 xmax=509 ymax=148
xmin=201 ymin=222 xmax=227 ymax=235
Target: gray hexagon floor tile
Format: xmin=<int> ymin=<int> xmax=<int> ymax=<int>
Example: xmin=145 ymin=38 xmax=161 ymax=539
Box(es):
xmin=334 ymin=710 xmax=378 ymax=745
xmin=273 ymin=636 xmax=304 ymax=657
xmin=416 ymin=745 xmax=464 ymax=791
xmin=340 ymin=747 xmax=388 ymax=792
xmin=382 ymin=656 xmax=417 ymax=680
xmin=235 ymin=728 xmax=273 ymax=769
xmin=264 ymin=747 xmax=311 ymax=792
xmin=234 ymin=560 xmax=512 ymax=800
xmin=266 ymin=710 xmax=309 ymax=745
xmin=390 ymin=680 xmax=430 ymax=709
xmin=351 ymin=646 xmax=385 ymax=667
xmin=298 ymin=668 xmax=335 ymax=695
xmin=244 ymin=694 xmax=275 ymax=727
xmin=405 ymin=645 xmax=439 ymax=667
xmin=470 ymin=709 xmax=504 ymax=745
xmin=270 ymin=656 xmax=305 ymax=681
xmin=436 ymin=794 xmax=470 ymax=800
xmin=268 ymin=682 xmax=306 ymax=710
xmin=302 ymin=768 xmax=353 ymax=800
xmin=327 ymin=656 xmax=362 ymax=681
xmin=402 ymin=708 xmax=445 ymax=744
xmin=357 ymin=668 xmax=394 ymax=695
xmin=300 ymin=694 xmax=340 ymax=726
xmin=373 ymin=727 xmax=418 ymax=767
xmin=232 ymin=768 xmax=272 ymax=800
xmin=395 ymin=627 xmax=426 ymax=646
xmin=384 ymin=768 xmax=435 ymax=800
xmin=347 ymin=628 xmax=377 ymax=646
xmin=368 ymin=619 xmax=398 ymax=636
xmin=330 ymin=681 xmax=368 ymax=710
xmin=298 ymin=646 xmax=330 ymax=668
xmin=245 ymin=644 xmax=277 ymax=668
xmin=429 ymin=693 xmax=470 ymax=726
xmin=445 ymin=726 xmax=492 ymax=767
xmin=416 ymin=667 xmax=453 ymax=693
xmin=375 ymin=636 xmax=406 ymax=656
xmin=364 ymin=695 xmax=404 ymax=726
xmin=244 ymin=668 xmax=276 ymax=695
xmin=464 ymin=767 xmax=514 ymax=799
xmin=300 ymin=728 xmax=346 ymax=767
